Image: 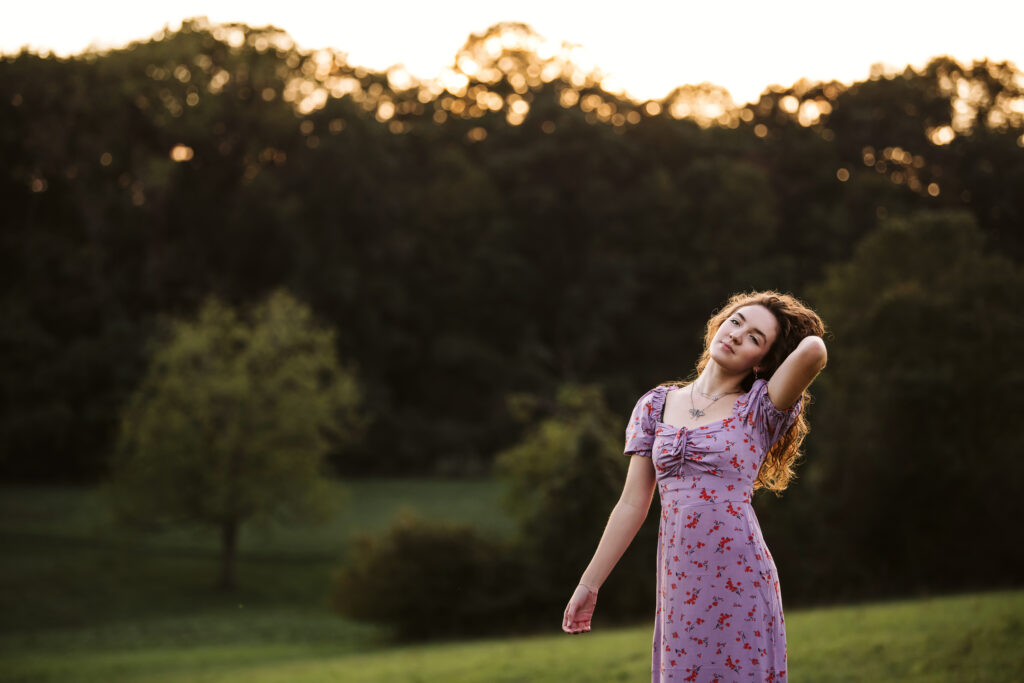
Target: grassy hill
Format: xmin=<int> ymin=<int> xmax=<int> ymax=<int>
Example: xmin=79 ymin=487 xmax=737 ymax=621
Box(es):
xmin=2 ymin=481 xmax=1021 ymax=682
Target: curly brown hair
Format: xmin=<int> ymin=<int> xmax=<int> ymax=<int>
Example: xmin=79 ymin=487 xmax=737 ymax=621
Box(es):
xmin=661 ymin=291 xmax=826 ymax=493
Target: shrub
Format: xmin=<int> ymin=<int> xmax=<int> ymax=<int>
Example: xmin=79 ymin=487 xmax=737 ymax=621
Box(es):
xmin=330 ymin=508 xmax=534 ymax=641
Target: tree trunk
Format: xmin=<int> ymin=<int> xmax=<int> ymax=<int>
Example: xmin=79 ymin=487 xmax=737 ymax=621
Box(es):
xmin=218 ymin=518 xmax=239 ymax=590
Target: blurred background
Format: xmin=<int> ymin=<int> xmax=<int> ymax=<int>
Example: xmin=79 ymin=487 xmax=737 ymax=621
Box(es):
xmin=2 ymin=3 xmax=1023 ymax=681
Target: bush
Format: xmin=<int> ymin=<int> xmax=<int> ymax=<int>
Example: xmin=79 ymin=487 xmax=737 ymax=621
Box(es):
xmin=330 ymin=509 xmax=535 ymax=642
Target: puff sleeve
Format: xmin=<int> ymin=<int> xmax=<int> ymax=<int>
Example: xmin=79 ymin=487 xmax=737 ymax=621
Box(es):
xmin=623 ymin=387 xmax=663 ymax=457
xmin=742 ymin=378 xmax=802 ymax=450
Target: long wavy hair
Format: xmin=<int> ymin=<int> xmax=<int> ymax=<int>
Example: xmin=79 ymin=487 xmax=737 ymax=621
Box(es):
xmin=662 ymin=291 xmax=826 ymax=493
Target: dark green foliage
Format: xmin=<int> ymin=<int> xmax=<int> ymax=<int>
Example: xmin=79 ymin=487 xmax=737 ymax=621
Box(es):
xmin=331 ymin=384 xmax=659 ymax=641
xmin=330 ymin=509 xmax=533 ymax=641
xmin=104 ymin=288 xmax=364 ymax=588
xmin=493 ymin=383 xmax=658 ymax=623
xmin=4 ymin=20 xmax=1022 ymax=484
xmin=780 ymin=210 xmax=1024 ymax=601
xmin=3 ymin=18 xmax=1024 ymax=610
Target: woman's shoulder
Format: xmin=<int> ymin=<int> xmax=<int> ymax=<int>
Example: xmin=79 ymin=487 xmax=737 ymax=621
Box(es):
xmin=732 ymin=378 xmax=771 ymax=420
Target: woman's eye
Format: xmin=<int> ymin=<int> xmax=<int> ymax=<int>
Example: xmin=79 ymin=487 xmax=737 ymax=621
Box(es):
xmin=730 ymin=318 xmax=739 ymax=325
xmin=749 ymin=335 xmax=759 ymax=345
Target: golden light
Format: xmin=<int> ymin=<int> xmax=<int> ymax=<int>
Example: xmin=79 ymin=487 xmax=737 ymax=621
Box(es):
xmin=100 ymin=152 xmax=113 ymax=166
xmin=669 ymin=101 xmax=691 ymax=118
xmin=927 ymin=182 xmax=941 ymax=196
xmin=297 ymin=88 xmax=327 ymax=114
xmin=753 ymin=124 xmax=768 ymax=138
xmin=456 ymin=55 xmax=479 ymax=76
xmin=466 ymin=126 xmax=487 ymax=142
xmin=779 ymin=95 xmax=799 ymax=114
xmin=600 ymin=74 xmax=625 ymax=95
xmin=579 ymin=93 xmax=601 ymax=112
xmin=376 ymin=100 xmax=395 ymax=121
xmin=797 ymin=100 xmax=821 ymax=126
xmin=836 ymin=168 xmax=850 ymax=182
xmin=387 ymin=66 xmax=414 ymax=91
xmin=928 ymin=125 xmax=956 ymax=145
xmin=439 ymin=68 xmax=468 ymax=97
xmin=540 ymin=62 xmax=562 ymax=83
xmin=170 ymin=144 xmax=194 ymax=162
xmin=208 ymin=69 xmax=231 ymax=94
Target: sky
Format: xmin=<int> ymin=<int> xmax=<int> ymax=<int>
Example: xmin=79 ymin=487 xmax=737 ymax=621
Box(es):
xmin=3 ymin=0 xmax=1022 ymax=105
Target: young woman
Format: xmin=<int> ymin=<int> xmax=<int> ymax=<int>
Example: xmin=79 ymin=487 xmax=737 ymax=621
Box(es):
xmin=562 ymin=291 xmax=827 ymax=683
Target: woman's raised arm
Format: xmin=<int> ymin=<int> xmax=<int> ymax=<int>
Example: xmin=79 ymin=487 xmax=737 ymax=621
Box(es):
xmin=766 ymin=335 xmax=827 ymax=410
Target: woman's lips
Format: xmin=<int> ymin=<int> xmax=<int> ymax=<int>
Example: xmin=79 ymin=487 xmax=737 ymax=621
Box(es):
xmin=721 ymin=341 xmax=733 ymax=353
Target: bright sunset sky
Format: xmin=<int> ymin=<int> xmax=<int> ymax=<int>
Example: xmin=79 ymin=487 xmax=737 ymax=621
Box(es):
xmin=3 ymin=0 xmax=1022 ymax=105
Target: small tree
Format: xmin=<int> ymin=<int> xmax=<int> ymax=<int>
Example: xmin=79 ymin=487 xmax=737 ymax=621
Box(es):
xmin=493 ymin=383 xmax=658 ymax=621
xmin=105 ymin=288 xmax=365 ymax=589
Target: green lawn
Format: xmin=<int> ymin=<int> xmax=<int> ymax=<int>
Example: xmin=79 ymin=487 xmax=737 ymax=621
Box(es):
xmin=2 ymin=482 xmax=1021 ymax=682
xmin=4 ymin=589 xmax=1021 ymax=682
xmin=0 ymin=479 xmax=515 ymax=630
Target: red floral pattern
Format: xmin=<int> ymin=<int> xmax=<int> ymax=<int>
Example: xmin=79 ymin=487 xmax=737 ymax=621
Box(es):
xmin=625 ymin=379 xmax=801 ymax=682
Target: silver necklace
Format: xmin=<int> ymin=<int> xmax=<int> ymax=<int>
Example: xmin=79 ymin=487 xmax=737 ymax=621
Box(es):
xmin=688 ymin=383 xmax=742 ymax=418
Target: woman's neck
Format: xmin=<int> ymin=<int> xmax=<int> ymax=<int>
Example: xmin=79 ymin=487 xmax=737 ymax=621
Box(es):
xmin=693 ymin=362 xmax=746 ymax=397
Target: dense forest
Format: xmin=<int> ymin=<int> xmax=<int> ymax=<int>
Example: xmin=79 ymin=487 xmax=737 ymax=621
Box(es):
xmin=2 ymin=17 xmax=1022 ymax=601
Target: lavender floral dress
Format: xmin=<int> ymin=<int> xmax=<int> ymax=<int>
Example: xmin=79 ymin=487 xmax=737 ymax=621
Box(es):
xmin=624 ymin=379 xmax=802 ymax=683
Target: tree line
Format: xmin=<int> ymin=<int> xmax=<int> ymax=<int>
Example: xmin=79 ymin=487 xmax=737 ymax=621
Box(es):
xmin=2 ymin=18 xmax=1022 ymax=608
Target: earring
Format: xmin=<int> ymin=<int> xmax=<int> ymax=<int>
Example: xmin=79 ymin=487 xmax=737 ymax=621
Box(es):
xmin=753 ymin=367 xmax=760 ymax=379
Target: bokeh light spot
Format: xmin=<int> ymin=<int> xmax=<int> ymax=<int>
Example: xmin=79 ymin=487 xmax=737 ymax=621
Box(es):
xmin=170 ymin=144 xmax=194 ymax=162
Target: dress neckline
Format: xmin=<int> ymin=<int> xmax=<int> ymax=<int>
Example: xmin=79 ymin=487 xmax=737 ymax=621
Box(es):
xmin=654 ymin=383 xmax=747 ymax=432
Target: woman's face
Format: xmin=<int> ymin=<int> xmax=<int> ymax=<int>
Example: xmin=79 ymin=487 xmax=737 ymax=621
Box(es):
xmin=710 ymin=304 xmax=779 ymax=373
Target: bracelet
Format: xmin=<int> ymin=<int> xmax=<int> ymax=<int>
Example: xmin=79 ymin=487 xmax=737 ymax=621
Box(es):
xmin=578 ymin=581 xmax=598 ymax=594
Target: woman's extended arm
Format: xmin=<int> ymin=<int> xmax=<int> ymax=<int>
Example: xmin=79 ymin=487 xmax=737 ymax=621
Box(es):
xmin=563 ymin=454 xmax=657 ymax=633
xmin=767 ymin=335 xmax=827 ymax=409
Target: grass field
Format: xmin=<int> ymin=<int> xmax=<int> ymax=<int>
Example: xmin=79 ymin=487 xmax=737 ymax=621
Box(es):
xmin=2 ymin=481 xmax=1022 ymax=682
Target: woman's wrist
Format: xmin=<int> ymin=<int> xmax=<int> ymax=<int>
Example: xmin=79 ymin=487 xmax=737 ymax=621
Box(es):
xmin=578 ymin=581 xmax=599 ymax=594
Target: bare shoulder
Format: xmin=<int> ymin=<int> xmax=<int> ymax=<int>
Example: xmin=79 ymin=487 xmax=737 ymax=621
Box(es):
xmin=766 ymin=335 xmax=827 ymax=410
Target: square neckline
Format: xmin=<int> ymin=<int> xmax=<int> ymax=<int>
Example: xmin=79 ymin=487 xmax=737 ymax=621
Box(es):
xmin=654 ymin=384 xmax=747 ymax=432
